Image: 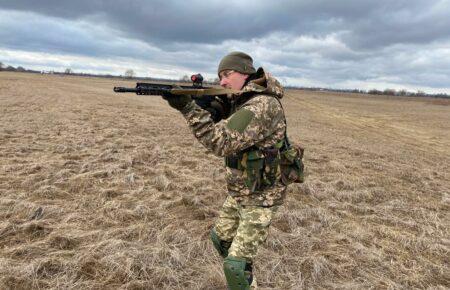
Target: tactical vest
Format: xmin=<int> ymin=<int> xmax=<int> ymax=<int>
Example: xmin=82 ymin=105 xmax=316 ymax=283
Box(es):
xmin=224 ymin=94 xmax=305 ymax=192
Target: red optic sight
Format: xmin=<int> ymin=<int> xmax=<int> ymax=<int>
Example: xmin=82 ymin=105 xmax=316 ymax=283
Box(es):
xmin=191 ymin=73 xmax=203 ymax=87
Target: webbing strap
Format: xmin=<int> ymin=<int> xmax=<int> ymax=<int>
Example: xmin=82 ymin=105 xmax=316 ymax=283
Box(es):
xmin=225 ymin=155 xmax=240 ymax=169
xmin=264 ymin=94 xmax=289 ymax=147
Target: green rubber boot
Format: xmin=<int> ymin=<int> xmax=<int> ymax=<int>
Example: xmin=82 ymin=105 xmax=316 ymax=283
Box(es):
xmin=223 ymin=256 xmax=254 ymax=290
xmin=210 ymin=228 xmax=231 ymax=258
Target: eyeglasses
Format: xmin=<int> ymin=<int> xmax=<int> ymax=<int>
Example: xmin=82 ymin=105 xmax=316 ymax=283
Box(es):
xmin=219 ymin=70 xmax=235 ymax=81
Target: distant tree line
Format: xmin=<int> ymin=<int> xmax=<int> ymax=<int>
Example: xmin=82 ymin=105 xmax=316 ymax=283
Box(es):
xmin=365 ymin=88 xmax=448 ymax=99
xmin=297 ymin=86 xmax=449 ymax=98
xmin=1 ymin=62 xmax=448 ymax=98
xmin=286 ymin=86 xmax=450 ymax=99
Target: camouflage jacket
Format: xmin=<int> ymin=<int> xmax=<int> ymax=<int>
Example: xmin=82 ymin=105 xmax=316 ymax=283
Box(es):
xmin=181 ymin=68 xmax=287 ymax=206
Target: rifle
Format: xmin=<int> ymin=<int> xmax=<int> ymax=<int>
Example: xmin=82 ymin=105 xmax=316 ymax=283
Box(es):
xmin=114 ymin=74 xmax=236 ymax=122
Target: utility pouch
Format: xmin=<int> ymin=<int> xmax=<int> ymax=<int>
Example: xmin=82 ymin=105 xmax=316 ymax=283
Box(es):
xmin=241 ymin=150 xmax=264 ymax=192
xmin=280 ymin=140 xmax=305 ymax=185
xmin=262 ymin=147 xmax=281 ymax=186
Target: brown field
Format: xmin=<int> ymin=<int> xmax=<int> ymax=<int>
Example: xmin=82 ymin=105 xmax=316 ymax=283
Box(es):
xmin=0 ymin=72 xmax=449 ymax=289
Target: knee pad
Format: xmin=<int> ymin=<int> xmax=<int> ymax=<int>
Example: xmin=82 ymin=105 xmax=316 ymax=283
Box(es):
xmin=223 ymin=256 xmax=253 ymax=290
xmin=210 ymin=228 xmax=231 ymax=258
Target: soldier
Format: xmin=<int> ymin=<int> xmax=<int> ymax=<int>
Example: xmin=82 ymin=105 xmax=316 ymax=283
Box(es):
xmin=163 ymin=51 xmax=287 ymax=290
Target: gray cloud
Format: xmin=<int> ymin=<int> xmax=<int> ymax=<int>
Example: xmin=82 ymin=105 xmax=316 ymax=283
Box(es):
xmin=0 ymin=0 xmax=449 ymax=92
xmin=2 ymin=0 xmax=449 ymax=47
xmin=0 ymin=10 xmax=157 ymax=58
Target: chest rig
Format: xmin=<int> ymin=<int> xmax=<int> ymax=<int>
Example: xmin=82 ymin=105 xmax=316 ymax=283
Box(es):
xmin=224 ymin=93 xmax=286 ymax=192
xmin=224 ymin=92 xmax=305 ymax=192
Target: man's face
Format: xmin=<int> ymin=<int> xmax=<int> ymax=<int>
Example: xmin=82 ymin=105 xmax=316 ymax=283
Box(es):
xmin=219 ymin=70 xmax=249 ymax=90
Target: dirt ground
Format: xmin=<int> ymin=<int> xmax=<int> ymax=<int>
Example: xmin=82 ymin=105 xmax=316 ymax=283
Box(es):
xmin=0 ymin=72 xmax=449 ymax=289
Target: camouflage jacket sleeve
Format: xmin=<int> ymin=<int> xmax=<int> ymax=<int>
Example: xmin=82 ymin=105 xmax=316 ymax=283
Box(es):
xmin=181 ymin=95 xmax=286 ymax=157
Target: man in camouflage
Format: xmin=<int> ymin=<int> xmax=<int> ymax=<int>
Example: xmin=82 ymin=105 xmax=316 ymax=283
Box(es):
xmin=163 ymin=52 xmax=287 ymax=290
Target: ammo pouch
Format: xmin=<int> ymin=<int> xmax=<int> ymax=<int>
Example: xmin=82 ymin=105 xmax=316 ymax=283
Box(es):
xmin=279 ymin=137 xmax=305 ymax=185
xmin=242 ymin=150 xmax=265 ymax=192
xmin=225 ymin=145 xmax=282 ymax=193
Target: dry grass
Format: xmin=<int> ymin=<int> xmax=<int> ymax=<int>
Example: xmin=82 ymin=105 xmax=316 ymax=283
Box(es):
xmin=0 ymin=72 xmax=449 ymax=289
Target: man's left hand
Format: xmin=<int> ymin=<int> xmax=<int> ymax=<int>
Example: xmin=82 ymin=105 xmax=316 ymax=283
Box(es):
xmin=162 ymin=87 xmax=192 ymax=111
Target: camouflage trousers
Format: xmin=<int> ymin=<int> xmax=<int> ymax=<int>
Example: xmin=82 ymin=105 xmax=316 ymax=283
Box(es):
xmin=214 ymin=195 xmax=279 ymax=262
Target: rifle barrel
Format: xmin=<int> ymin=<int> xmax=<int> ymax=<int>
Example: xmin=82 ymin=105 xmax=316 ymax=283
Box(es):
xmin=114 ymin=87 xmax=136 ymax=93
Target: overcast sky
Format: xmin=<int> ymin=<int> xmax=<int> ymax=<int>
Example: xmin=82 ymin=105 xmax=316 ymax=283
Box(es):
xmin=1 ymin=0 xmax=449 ymax=93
